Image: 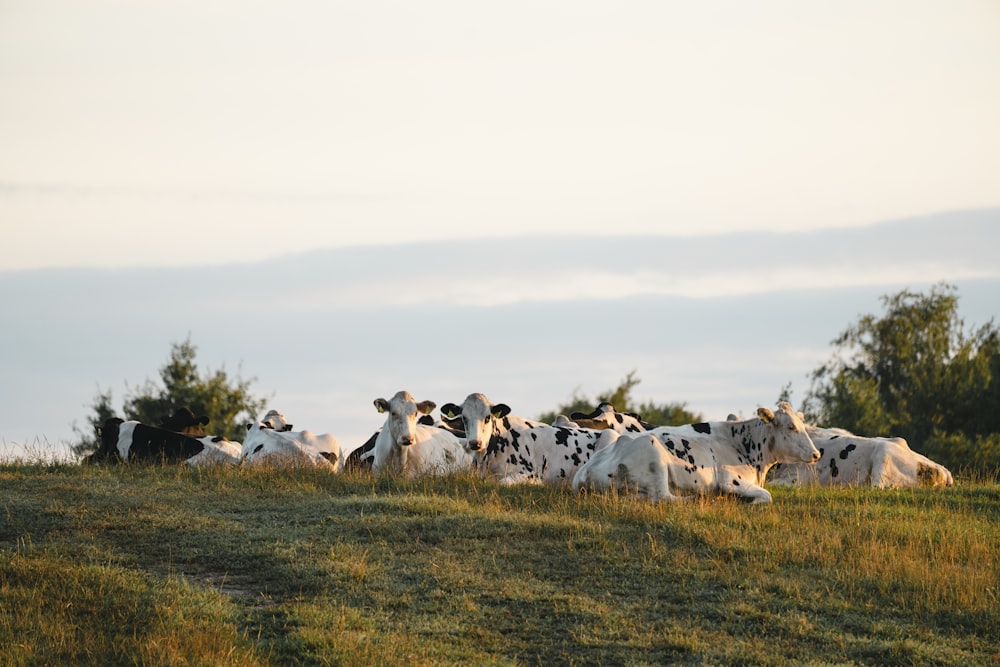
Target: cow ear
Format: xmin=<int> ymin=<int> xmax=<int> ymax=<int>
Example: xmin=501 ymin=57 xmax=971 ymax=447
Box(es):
xmin=440 ymin=403 xmax=460 ymax=419
xmin=417 ymin=400 xmax=436 ymax=415
xmin=492 ymin=403 xmax=512 ymax=419
xmin=757 ymin=407 xmax=775 ymax=423
xmin=374 ymin=398 xmax=389 ymax=414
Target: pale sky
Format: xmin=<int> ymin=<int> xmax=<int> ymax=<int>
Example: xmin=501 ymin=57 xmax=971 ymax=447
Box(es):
xmin=2 ymin=0 xmax=1000 ymax=271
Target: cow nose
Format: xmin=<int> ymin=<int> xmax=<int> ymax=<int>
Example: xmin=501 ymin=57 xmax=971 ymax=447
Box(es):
xmin=400 ymin=436 xmax=413 ymax=446
xmin=811 ymin=450 xmax=821 ymax=463
xmin=467 ymin=439 xmax=482 ymax=451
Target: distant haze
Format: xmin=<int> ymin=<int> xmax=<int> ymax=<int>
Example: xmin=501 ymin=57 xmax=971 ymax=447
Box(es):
xmin=2 ymin=210 xmax=998 ymax=460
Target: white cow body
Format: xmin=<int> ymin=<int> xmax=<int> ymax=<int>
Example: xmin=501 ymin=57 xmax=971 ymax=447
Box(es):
xmin=184 ymin=436 xmax=243 ymax=466
xmin=241 ymin=421 xmax=341 ymax=470
xmin=441 ymin=393 xmax=618 ymax=486
xmin=371 ymin=391 xmax=473 ymax=476
xmin=769 ymin=427 xmax=954 ymax=488
xmin=572 ymin=433 xmax=683 ymax=502
xmin=575 ymin=402 xmax=820 ymax=503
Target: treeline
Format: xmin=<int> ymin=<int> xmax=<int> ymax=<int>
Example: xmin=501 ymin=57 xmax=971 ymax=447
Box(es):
xmin=75 ymin=283 xmax=1000 ymax=477
xmin=802 ymin=283 xmax=1000 ymax=476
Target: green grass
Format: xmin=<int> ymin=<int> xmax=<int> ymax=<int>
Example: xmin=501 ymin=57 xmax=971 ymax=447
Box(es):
xmin=1 ymin=463 xmax=997 ymax=666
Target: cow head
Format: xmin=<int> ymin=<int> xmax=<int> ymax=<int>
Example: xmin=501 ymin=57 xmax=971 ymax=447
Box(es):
xmin=85 ymin=417 xmax=125 ymax=464
xmin=158 ymin=407 xmax=210 ymax=437
xmin=440 ymin=393 xmax=511 ymax=453
xmin=262 ymin=409 xmax=293 ymax=432
xmin=757 ymin=401 xmax=820 ymax=464
xmin=375 ymin=391 xmax=435 ymax=448
xmin=570 ymin=402 xmax=650 ymax=432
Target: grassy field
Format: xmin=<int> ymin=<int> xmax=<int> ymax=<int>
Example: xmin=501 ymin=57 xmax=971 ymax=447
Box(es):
xmin=0 ymin=462 xmax=997 ymax=666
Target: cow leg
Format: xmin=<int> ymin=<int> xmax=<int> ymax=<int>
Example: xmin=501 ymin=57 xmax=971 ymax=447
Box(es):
xmin=718 ymin=469 xmax=772 ymax=503
xmin=645 ymin=469 xmax=685 ymax=503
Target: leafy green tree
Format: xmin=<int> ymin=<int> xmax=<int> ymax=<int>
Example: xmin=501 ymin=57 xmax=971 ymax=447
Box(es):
xmin=538 ymin=370 xmax=702 ymax=426
xmin=73 ymin=338 xmax=267 ymax=454
xmin=803 ymin=283 xmax=1000 ymax=474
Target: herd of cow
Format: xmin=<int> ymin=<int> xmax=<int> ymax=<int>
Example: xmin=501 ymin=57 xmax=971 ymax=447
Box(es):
xmin=86 ymin=390 xmax=954 ymax=503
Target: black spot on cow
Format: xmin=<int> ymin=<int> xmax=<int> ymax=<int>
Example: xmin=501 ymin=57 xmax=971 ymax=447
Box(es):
xmin=555 ymin=429 xmax=571 ymax=445
xmin=509 ymin=430 xmax=521 ymax=451
xmin=829 ymin=458 xmax=839 ymax=478
xmin=839 ymin=444 xmax=857 ymax=460
xmin=344 ymin=431 xmax=379 ymax=471
xmin=693 ymin=423 xmax=712 ymax=435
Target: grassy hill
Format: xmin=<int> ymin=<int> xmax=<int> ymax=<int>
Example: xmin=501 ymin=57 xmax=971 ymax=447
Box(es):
xmin=1 ymin=463 xmax=997 ymax=666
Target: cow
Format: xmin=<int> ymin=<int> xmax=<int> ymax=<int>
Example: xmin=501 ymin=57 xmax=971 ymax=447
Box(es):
xmin=241 ymin=417 xmax=341 ymax=470
xmin=158 ymin=407 xmax=211 ymax=436
xmin=574 ymin=402 xmax=820 ymax=503
xmin=768 ymin=426 xmax=954 ymax=488
xmin=439 ymin=393 xmax=619 ymax=486
xmin=569 ymin=402 xmax=652 ymax=433
xmin=367 ymin=391 xmax=472 ymax=477
xmin=343 ymin=414 xmax=443 ymax=472
xmin=86 ymin=417 xmax=242 ymax=466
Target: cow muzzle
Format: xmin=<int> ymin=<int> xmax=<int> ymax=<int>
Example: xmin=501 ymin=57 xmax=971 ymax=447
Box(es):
xmin=399 ymin=436 xmax=413 ymax=447
xmin=466 ymin=439 xmax=484 ymax=452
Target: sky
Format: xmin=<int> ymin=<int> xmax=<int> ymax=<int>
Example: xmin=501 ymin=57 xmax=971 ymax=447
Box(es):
xmin=2 ymin=1 xmax=999 ymax=271
xmin=1 ymin=2 xmax=999 ymax=461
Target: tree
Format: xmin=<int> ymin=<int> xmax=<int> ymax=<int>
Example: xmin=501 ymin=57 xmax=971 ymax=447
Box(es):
xmin=803 ymin=283 xmax=1000 ymax=474
xmin=537 ymin=370 xmax=702 ymax=426
xmin=73 ymin=338 xmax=267 ymax=454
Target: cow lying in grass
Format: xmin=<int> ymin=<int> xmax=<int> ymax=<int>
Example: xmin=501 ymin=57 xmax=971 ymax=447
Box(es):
xmin=768 ymin=426 xmax=953 ymax=488
xmin=241 ymin=412 xmax=341 ymax=470
xmin=87 ymin=417 xmax=242 ymax=466
xmin=573 ymin=402 xmax=820 ymax=503
xmin=441 ymin=393 xmax=619 ymax=486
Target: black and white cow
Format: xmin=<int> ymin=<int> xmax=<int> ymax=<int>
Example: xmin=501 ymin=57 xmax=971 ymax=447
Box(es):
xmin=367 ymin=391 xmax=472 ymax=476
xmin=440 ymin=393 xmax=618 ymax=486
xmin=768 ymin=426 xmax=954 ymax=488
xmin=569 ymin=402 xmax=652 ymax=433
xmin=86 ymin=417 xmax=242 ymax=466
xmin=241 ymin=415 xmax=341 ymax=470
xmin=574 ymin=402 xmax=820 ymax=503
